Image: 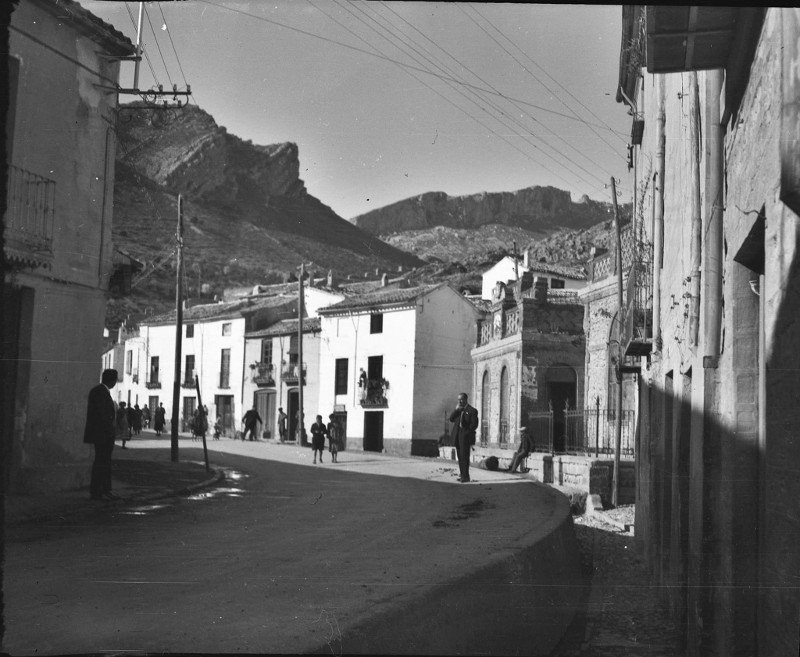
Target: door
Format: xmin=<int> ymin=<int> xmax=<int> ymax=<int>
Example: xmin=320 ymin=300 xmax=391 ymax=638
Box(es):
xmin=364 ymin=411 xmax=383 ymax=452
xmin=183 ymin=396 xmax=196 ymax=433
xmin=215 ymin=395 xmax=234 ymax=435
xmin=255 ymin=390 xmax=275 ymax=440
xmin=548 ymin=381 xmax=576 ymax=453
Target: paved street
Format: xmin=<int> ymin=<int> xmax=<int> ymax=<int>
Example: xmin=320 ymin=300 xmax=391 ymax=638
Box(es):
xmin=3 ymin=438 xmax=581 ymax=655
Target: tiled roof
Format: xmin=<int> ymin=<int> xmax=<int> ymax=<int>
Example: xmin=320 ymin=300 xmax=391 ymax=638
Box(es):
xmin=246 ymin=317 xmax=321 ymax=338
xmin=144 ymin=295 xmax=293 ymax=325
xmin=317 ymin=284 xmax=440 ymax=314
xmin=518 ymin=259 xmax=587 ymax=280
xmin=55 ymin=0 xmax=135 ymax=54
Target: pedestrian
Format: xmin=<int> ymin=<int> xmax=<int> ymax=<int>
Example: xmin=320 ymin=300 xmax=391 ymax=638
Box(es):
xmin=277 ymin=407 xmax=287 ymax=442
xmin=117 ymin=401 xmax=130 ymax=448
xmin=449 ymin=392 xmax=479 ymax=483
xmin=327 ymin=414 xmax=340 ymax=463
xmin=83 ymin=369 xmax=119 ymax=501
xmin=133 ymin=404 xmax=143 ymax=436
xmin=126 ymin=402 xmax=135 ymax=439
xmin=213 ymin=416 xmax=222 ymax=440
xmin=154 ymin=402 xmax=166 ymax=436
xmin=508 ymin=426 xmax=535 ymax=473
xmin=310 ymin=414 xmax=328 ymax=464
xmin=242 ymin=406 xmax=263 ymax=441
xmin=142 ymin=404 xmax=151 ymax=430
xmin=193 ymin=406 xmax=207 ymax=442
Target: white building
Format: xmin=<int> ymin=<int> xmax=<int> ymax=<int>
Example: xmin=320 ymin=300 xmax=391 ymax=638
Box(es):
xmin=115 ymin=295 xmax=296 ymax=435
xmin=481 ymin=249 xmax=587 ymax=300
xmin=317 ymin=283 xmax=483 ymax=456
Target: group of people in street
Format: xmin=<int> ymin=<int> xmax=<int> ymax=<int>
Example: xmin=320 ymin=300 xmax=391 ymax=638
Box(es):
xmin=309 ymin=414 xmax=342 ymax=463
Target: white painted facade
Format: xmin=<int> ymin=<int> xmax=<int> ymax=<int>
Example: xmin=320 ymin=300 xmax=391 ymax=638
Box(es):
xmin=481 ymin=255 xmax=586 ymax=299
xmin=318 ymin=284 xmax=482 ymax=456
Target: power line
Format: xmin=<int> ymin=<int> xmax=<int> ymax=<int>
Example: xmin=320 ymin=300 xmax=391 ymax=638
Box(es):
xmin=194 ymin=0 xmax=620 ymax=133
xmin=124 ymin=2 xmax=161 ymax=86
xmin=143 ymin=4 xmax=174 ymax=88
xmin=158 ymin=2 xmax=189 ymax=87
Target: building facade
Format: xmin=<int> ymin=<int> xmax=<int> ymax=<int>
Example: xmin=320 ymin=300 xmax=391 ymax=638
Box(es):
xmin=2 ymin=0 xmax=133 ymax=493
xmin=480 ymin=250 xmax=586 ymax=300
xmin=619 ymin=7 xmax=800 ymax=655
xmin=317 ymin=284 xmax=482 ymax=456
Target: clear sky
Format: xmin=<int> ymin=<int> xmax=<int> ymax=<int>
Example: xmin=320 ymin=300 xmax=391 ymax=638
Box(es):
xmin=80 ymin=1 xmax=632 ymax=221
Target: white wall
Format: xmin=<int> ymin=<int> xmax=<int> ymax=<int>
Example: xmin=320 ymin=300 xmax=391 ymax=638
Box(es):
xmin=481 ymin=257 xmax=585 ymax=299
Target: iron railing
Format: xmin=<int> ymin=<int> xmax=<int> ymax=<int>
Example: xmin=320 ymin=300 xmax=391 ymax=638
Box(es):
xmin=281 ymin=362 xmax=306 ymax=384
xmin=4 ymin=165 xmax=56 ymax=257
xmin=563 ymin=406 xmax=636 ymax=456
xmin=181 ymin=370 xmax=196 ymax=388
xmin=251 ymin=363 xmax=275 ymax=386
xmin=360 ymin=379 xmax=388 ymax=407
xmin=623 ymin=257 xmax=654 ymax=356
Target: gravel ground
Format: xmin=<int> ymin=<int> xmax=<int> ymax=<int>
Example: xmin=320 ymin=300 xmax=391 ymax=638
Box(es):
xmin=549 ymin=505 xmax=685 ymax=657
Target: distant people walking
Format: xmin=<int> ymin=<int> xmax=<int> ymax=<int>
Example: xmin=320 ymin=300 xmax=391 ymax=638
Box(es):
xmin=132 ymin=404 xmax=143 ymax=436
xmin=242 ymin=406 xmax=263 ymax=441
xmin=142 ymin=404 xmax=151 ymax=430
xmin=83 ymin=369 xmax=119 ymax=501
xmin=192 ymin=406 xmax=208 ymax=442
xmin=117 ymin=402 xmax=130 ymax=449
xmin=508 ymin=426 xmax=534 ymax=473
xmin=213 ymin=416 xmax=222 ymax=440
xmin=278 ymin=407 xmax=288 ymax=442
xmin=310 ymin=415 xmax=328 ymax=464
xmin=327 ymin=414 xmax=341 ymax=463
xmin=154 ymin=403 xmax=166 ymax=436
xmin=449 ymin=392 xmax=479 ymax=483
xmin=126 ymin=403 xmax=135 ymax=439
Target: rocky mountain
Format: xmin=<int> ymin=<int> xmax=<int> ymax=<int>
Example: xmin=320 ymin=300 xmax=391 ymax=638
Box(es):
xmin=353 ymin=187 xmax=618 ymax=236
xmin=108 ymin=103 xmax=424 ymax=328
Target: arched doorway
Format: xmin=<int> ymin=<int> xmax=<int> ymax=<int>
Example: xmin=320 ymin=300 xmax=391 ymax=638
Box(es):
xmin=499 ymin=365 xmax=509 ymax=446
xmin=546 ymin=365 xmax=577 ymax=452
xmin=481 ymin=370 xmax=490 ymax=445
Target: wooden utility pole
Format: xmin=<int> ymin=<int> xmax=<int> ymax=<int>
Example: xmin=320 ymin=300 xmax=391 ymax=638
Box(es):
xmin=513 ymin=240 xmax=519 ymax=280
xmin=610 ymin=177 xmax=624 ymax=506
xmin=297 ymin=263 xmax=305 ymax=446
xmin=170 ymin=194 xmax=184 ymax=462
xmin=195 ymin=374 xmax=209 ymax=472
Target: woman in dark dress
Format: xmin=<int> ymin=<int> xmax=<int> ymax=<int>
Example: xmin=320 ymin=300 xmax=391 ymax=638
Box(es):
xmin=310 ymin=415 xmax=328 ymax=464
xmin=154 ymin=403 xmax=166 ymax=436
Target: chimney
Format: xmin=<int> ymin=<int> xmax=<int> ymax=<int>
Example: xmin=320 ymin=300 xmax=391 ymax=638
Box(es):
xmin=327 ymin=269 xmax=337 ymax=288
xmin=381 ymin=273 xmax=389 ymax=287
xmin=533 ymin=276 xmax=548 ymax=305
xmin=523 ymin=247 xmax=531 ymax=269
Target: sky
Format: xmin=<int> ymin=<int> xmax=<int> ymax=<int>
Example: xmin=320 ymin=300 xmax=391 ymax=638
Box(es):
xmin=80 ymin=1 xmax=633 ymax=221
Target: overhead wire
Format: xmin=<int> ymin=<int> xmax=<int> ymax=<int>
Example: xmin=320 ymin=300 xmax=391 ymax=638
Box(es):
xmin=124 ymin=1 xmax=161 ymax=86
xmin=143 ymin=3 xmax=174 ymax=88
xmin=462 ymin=3 xmax=628 ymax=152
xmin=372 ymin=1 xmax=610 ymax=191
xmin=194 ymin=0 xmax=619 ymax=132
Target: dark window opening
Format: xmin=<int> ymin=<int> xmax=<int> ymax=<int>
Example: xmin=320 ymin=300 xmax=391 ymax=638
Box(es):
xmin=335 ymin=358 xmax=348 ymax=395
xmin=370 ymin=313 xmax=383 ymax=334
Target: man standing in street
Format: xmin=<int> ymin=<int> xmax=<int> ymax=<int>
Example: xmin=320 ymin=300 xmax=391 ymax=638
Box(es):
xmin=277 ymin=407 xmax=287 ymax=442
xmin=242 ymin=406 xmax=263 ymax=441
xmin=83 ymin=369 xmax=119 ymax=500
xmin=449 ymin=392 xmax=479 ymax=483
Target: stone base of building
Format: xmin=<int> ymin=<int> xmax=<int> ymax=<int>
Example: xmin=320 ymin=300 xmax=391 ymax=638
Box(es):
xmin=437 ymin=445 xmax=636 ymax=507
xmin=9 ymin=463 xmax=89 ymax=495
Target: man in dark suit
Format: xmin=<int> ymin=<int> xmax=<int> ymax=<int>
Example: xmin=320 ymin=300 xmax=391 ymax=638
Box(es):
xmin=83 ymin=369 xmax=119 ymax=500
xmin=449 ymin=392 xmax=479 ymax=483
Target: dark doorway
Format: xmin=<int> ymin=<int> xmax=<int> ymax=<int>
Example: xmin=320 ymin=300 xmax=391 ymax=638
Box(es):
xmin=254 ymin=390 xmax=275 ymax=440
xmin=215 ymin=395 xmax=234 ymax=435
xmin=287 ymin=389 xmax=299 ymax=442
xmin=364 ymin=411 xmax=383 ymax=452
xmin=547 ymin=369 xmax=577 ymax=453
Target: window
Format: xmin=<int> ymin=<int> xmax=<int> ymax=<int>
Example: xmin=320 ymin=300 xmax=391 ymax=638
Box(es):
xmin=186 ymin=324 xmax=194 ymax=338
xmin=220 ymin=349 xmax=230 ymax=388
xmin=261 ymin=339 xmax=272 ymax=365
xmin=370 ymin=313 xmax=383 ymax=334
xmin=551 ymin=278 xmax=566 ymax=289
xmin=126 ymin=350 xmax=133 ymax=375
xmin=184 ymin=354 xmax=195 ymax=384
xmin=222 ymin=322 xmax=232 ymax=336
xmin=150 ymin=356 xmax=160 ymax=383
xmin=335 ymin=358 xmax=349 ymax=395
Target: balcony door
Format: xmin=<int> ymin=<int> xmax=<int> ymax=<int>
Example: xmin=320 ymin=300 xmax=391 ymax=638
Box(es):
xmin=364 ymin=411 xmax=383 ymax=452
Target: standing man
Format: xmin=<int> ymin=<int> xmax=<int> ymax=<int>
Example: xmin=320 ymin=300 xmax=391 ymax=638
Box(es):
xmin=449 ymin=392 xmax=479 ymax=483
xmin=83 ymin=369 xmax=119 ymax=500
xmin=277 ymin=407 xmax=288 ymax=442
xmin=242 ymin=405 xmax=263 ymax=441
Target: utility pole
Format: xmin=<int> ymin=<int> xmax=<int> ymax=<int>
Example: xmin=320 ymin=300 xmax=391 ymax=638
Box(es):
xmin=170 ymin=194 xmax=184 ymax=462
xmin=297 ymin=263 xmax=305 ymax=446
xmin=610 ymin=177 xmax=624 ymax=506
xmin=133 ymin=2 xmax=144 ymax=90
xmin=513 ymin=240 xmax=519 ymax=280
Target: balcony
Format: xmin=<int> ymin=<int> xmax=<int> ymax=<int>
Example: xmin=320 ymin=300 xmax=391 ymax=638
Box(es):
xmin=359 ymin=379 xmax=388 ymax=408
xmin=476 ymin=309 xmax=520 ymax=346
xmin=4 ymin=165 xmax=56 ymax=270
xmin=623 ymin=259 xmax=653 ymax=358
xmin=251 ymin=362 xmax=275 ymax=387
xmin=181 ymin=370 xmax=196 ymax=388
xmin=281 ymin=362 xmax=306 ymax=385
xmin=145 ymin=379 xmax=161 ymax=389
xmin=131 ymin=370 xmax=139 ymax=384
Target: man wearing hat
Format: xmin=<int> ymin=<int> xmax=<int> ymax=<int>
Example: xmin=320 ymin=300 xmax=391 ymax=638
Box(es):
xmin=508 ymin=425 xmax=535 ymax=473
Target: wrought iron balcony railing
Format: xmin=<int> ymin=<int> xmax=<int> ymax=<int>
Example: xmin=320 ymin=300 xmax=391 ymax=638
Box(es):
xmin=4 ymin=165 xmax=56 ymax=269
xmin=359 ymin=379 xmax=388 ymax=408
xmin=181 ymin=370 xmax=196 ymax=388
xmin=623 ymin=258 xmax=653 ymax=357
xmin=251 ymin=363 xmax=275 ymax=386
xmin=281 ymin=362 xmax=306 ymax=385
xmin=145 ymin=379 xmax=161 ymax=389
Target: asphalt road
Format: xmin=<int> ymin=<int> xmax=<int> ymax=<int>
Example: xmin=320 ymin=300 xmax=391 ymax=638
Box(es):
xmin=2 ymin=442 xmax=580 ymax=655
